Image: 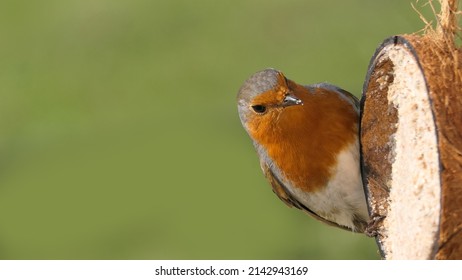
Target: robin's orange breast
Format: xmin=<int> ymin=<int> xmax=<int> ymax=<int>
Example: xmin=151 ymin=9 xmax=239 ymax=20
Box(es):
xmin=246 ymin=82 xmax=359 ymax=193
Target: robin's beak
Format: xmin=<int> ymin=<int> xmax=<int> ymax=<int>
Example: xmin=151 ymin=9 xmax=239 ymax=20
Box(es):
xmin=282 ymin=94 xmax=303 ymax=107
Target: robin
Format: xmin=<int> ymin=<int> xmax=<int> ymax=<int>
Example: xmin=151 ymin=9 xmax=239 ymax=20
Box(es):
xmin=237 ymin=68 xmax=369 ymax=233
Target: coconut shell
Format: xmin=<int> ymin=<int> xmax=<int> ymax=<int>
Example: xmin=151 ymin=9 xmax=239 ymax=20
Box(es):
xmin=360 ymin=35 xmax=462 ymax=259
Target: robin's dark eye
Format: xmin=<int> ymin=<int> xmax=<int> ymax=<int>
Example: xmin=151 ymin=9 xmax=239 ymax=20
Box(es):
xmin=251 ymin=105 xmax=266 ymax=114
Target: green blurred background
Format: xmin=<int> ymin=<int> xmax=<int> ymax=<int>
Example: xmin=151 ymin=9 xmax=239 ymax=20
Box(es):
xmin=0 ymin=0 xmax=434 ymax=259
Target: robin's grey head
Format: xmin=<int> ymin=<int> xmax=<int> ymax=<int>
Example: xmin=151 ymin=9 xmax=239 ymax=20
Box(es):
xmin=237 ymin=68 xmax=281 ymax=125
xmin=237 ymin=68 xmax=303 ymax=128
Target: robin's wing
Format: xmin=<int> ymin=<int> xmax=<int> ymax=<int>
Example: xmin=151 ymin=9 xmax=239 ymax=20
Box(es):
xmin=261 ymin=162 xmax=351 ymax=231
xmin=305 ymin=83 xmax=359 ymax=111
xmin=262 ymin=163 xmax=302 ymax=209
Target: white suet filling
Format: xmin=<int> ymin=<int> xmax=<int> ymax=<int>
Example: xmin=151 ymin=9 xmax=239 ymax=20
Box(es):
xmin=380 ymin=45 xmax=441 ymax=259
